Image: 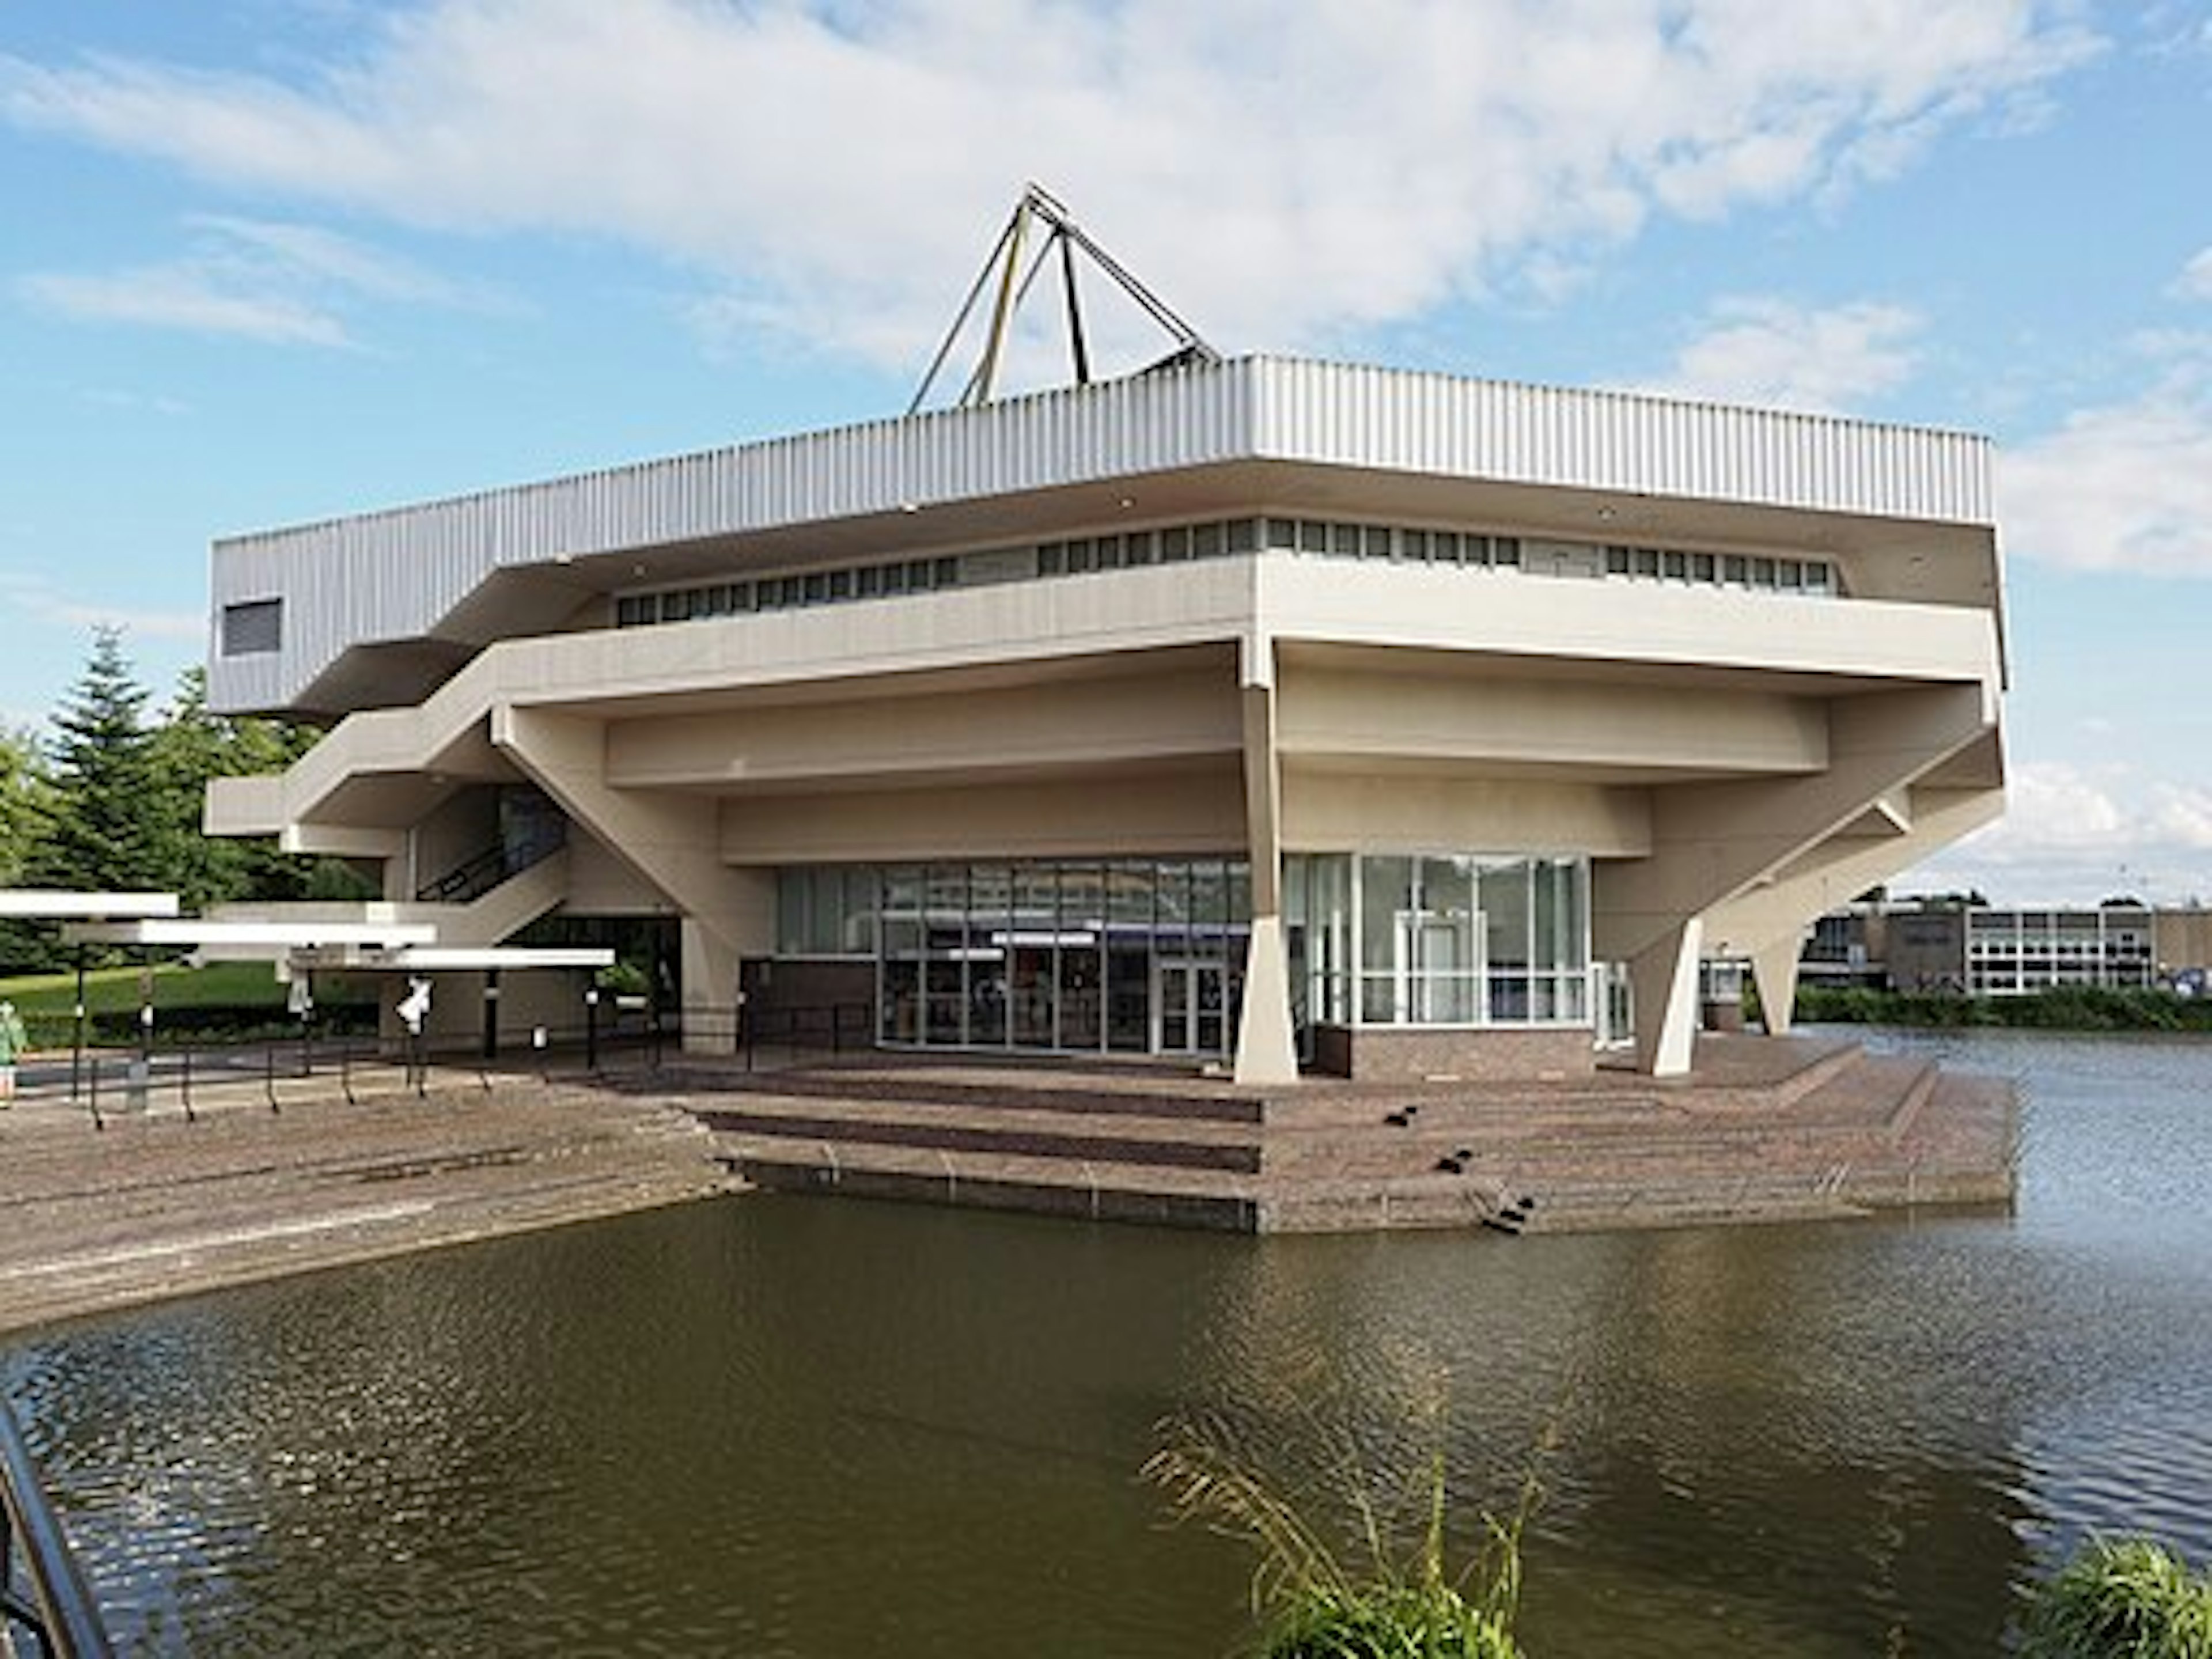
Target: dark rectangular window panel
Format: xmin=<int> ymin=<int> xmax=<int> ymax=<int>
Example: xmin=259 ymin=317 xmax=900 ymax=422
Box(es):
xmin=221 ymin=598 xmax=283 ymax=656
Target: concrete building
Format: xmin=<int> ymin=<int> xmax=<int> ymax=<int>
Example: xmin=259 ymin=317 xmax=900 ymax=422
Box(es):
xmin=1814 ymin=899 xmax=2195 ymax=998
xmin=203 ymin=357 xmax=2008 ymax=1081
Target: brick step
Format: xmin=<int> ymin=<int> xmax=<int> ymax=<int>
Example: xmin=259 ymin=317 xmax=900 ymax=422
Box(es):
xmin=1513 ymin=1172 xmax=1874 ymax=1230
xmin=701 ymin=1102 xmax=1260 ymax=1175
xmin=728 ymin=1141 xmax=1260 ymax=1230
xmin=631 ymin=1062 xmax=1266 ymax=1124
xmin=1261 ymin=1116 xmax=1903 ymax=1176
xmin=1258 ymin=1179 xmax=1528 ymax=1234
xmin=1880 ymin=1063 xmax=1945 ymax=1143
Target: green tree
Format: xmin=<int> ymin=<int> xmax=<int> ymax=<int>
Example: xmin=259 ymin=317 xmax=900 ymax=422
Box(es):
xmin=150 ymin=665 xmax=359 ymax=909
xmin=0 ymin=724 xmax=59 ymax=969
xmin=28 ymin=627 xmax=169 ymax=895
xmin=0 ymin=722 xmax=52 ymax=884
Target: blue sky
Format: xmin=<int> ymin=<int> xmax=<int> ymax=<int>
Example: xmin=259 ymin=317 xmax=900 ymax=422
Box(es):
xmin=2 ymin=0 xmax=2208 ymax=904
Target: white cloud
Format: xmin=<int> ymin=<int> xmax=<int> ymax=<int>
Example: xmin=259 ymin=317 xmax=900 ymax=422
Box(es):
xmin=1652 ymin=297 xmax=1925 ymax=413
xmin=17 ymin=213 xmax=494 ymax=347
xmin=21 ymin=264 xmax=353 ymax=347
xmin=2177 ymin=247 xmax=2212 ymax=302
xmin=1912 ymin=760 xmax=2212 ymax=906
xmin=0 ymin=0 xmax=2104 ymax=369
xmin=0 ymin=572 xmax=203 ymax=645
xmin=2001 ymin=377 xmax=2212 ymax=576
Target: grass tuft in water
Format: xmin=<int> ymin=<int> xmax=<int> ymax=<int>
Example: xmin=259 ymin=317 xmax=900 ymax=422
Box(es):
xmin=1143 ymin=1371 xmax=1537 ymax=1659
xmin=2017 ymin=1537 xmax=2212 ymax=1659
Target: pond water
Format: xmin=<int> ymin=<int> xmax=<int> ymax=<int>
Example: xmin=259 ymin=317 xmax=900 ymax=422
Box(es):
xmin=5 ymin=1028 xmax=2210 ymax=1656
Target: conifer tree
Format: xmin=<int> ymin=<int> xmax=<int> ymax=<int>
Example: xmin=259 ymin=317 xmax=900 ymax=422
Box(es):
xmin=28 ymin=626 xmax=169 ymax=895
xmin=0 ymin=722 xmax=51 ymax=885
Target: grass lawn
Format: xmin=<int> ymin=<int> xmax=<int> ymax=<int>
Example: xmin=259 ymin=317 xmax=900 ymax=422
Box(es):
xmin=0 ymin=959 xmax=292 ymax=1018
xmin=0 ymin=960 xmax=378 ymax=1046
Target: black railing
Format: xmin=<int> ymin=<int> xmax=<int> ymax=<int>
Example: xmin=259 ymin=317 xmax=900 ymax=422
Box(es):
xmin=0 ymin=996 xmax=892 ymax=1124
xmin=1 ymin=1395 xmax=113 ymax=1659
xmin=732 ymin=1002 xmax=874 ymax=1068
xmin=413 ymin=828 xmax=566 ymax=904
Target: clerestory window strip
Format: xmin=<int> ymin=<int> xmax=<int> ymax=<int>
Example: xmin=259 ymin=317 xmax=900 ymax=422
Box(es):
xmin=611 ymin=514 xmax=1841 ymax=630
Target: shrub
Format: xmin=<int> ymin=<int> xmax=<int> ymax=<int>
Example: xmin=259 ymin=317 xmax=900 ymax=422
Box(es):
xmin=2018 ymin=1537 xmax=2212 ymax=1658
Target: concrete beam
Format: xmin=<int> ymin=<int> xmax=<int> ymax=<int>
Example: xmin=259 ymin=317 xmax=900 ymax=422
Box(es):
xmin=1594 ymin=683 xmax=1993 ymax=965
xmin=490 ymin=704 xmax=755 ymax=962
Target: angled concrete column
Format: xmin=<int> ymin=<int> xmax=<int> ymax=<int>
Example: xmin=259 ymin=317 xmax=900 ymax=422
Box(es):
xmin=1704 ymin=781 xmax=2005 ymax=1037
xmin=491 ymin=706 xmax=766 ymax=1057
xmin=1234 ymin=652 xmax=1300 ymax=1086
xmin=1746 ymin=935 xmax=1804 ymax=1035
xmin=1596 ymin=683 xmax=1992 ymax=968
xmin=1628 ymin=915 xmax=1705 ymax=1077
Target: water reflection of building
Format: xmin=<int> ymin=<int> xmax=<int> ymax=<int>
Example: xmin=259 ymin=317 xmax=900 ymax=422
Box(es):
xmin=202 ymin=357 xmax=2006 ymax=1081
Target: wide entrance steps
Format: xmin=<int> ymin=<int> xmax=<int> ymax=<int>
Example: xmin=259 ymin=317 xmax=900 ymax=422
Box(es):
xmin=623 ymin=1035 xmax=2016 ymax=1235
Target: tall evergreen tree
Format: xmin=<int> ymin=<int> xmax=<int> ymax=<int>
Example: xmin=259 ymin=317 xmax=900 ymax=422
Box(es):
xmin=0 ymin=722 xmax=51 ymax=885
xmin=0 ymin=724 xmax=59 ymax=969
xmin=28 ymin=627 xmax=169 ymax=895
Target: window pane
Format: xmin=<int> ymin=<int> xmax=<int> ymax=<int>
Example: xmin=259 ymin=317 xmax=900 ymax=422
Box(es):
xmin=1361 ymin=855 xmax=1413 ymax=976
xmin=1482 ymin=861 xmax=1531 ymax=971
xmin=807 ymin=867 xmax=843 ymax=954
xmin=777 ymin=869 xmax=808 ymax=956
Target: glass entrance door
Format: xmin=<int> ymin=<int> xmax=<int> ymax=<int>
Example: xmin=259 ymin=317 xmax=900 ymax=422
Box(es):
xmin=1156 ymin=959 xmax=1228 ymax=1058
xmin=1394 ymin=909 xmax=1482 ymax=1024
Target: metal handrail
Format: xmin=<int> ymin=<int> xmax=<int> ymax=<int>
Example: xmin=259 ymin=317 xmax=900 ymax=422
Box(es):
xmin=413 ymin=827 xmax=566 ymax=904
xmin=0 ymin=1395 xmax=114 ymax=1659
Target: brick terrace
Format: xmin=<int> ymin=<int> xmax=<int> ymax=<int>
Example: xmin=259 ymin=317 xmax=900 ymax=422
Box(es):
xmin=649 ymin=1032 xmax=2018 ymax=1234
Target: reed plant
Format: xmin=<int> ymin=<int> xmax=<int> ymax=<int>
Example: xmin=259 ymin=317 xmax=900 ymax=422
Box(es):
xmin=2017 ymin=1537 xmax=2212 ymax=1658
xmin=1144 ymin=1373 xmax=1539 ymax=1658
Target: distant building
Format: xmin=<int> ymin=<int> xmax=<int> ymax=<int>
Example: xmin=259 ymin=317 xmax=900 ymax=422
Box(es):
xmin=1801 ymin=900 xmax=2201 ymax=996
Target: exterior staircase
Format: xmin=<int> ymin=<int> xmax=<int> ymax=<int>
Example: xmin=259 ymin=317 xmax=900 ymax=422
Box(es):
xmin=616 ymin=1034 xmax=2017 ymax=1236
xmin=202 ymin=846 xmax=573 ymax=956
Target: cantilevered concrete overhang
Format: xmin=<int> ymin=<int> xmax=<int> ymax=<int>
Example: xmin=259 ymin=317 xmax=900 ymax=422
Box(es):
xmin=209 ymin=356 xmax=1998 ymax=720
xmin=207 ymin=555 xmax=1999 ymax=847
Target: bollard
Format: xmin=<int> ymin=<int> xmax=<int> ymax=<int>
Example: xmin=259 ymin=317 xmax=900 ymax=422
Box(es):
xmin=584 ymin=988 xmax=600 ymax=1073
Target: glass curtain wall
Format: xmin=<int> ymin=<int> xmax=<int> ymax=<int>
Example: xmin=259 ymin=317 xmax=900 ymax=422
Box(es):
xmin=1286 ymin=853 xmax=1590 ymax=1039
xmin=869 ymin=858 xmax=1248 ymax=1058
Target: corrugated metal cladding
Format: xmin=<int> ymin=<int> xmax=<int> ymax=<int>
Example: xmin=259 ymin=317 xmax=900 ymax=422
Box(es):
xmin=207 ymin=355 xmax=1991 ymax=713
xmin=1245 ymin=360 xmax=1991 ymax=524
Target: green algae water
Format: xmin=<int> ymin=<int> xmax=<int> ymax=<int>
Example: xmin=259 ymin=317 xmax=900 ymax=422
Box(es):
xmin=6 ymin=1028 xmax=2211 ymax=1656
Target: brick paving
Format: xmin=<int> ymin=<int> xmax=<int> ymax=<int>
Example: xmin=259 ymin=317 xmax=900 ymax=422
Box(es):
xmin=0 ymin=1068 xmax=734 ymax=1339
xmin=664 ymin=1033 xmax=2017 ymax=1234
xmin=0 ymin=1033 xmax=2018 ymax=1338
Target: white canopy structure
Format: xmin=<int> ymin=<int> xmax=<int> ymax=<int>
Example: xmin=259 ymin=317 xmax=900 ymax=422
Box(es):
xmin=0 ymin=891 xmax=180 ymax=920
